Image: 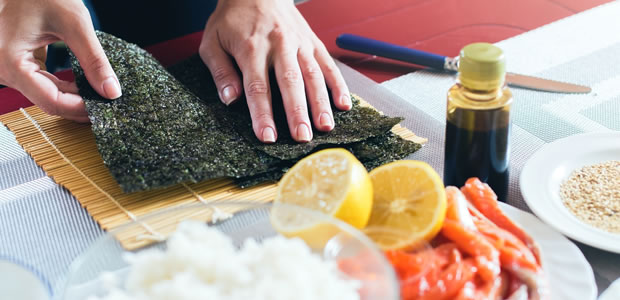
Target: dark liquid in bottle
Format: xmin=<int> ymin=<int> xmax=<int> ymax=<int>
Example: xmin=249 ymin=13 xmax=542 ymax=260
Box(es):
xmin=443 ymin=120 xmax=510 ymax=201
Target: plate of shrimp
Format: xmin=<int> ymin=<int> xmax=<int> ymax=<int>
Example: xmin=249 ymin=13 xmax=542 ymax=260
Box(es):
xmin=383 ymin=178 xmax=596 ymax=300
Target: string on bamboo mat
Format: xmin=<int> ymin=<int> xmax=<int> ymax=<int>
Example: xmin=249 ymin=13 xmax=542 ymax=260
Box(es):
xmin=19 ymin=108 xmax=164 ymax=241
xmin=182 ymin=183 xmax=208 ymax=204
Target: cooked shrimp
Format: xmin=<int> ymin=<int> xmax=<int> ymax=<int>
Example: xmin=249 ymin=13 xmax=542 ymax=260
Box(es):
xmin=455 ymin=271 xmax=509 ymax=300
xmin=417 ymin=258 xmax=477 ymax=300
xmin=440 ymin=219 xmax=501 ymax=282
xmin=385 ymin=247 xmax=447 ymax=298
xmin=461 ymin=178 xmax=548 ymax=300
xmin=445 ymin=186 xmax=476 ymax=230
xmin=473 ymin=216 xmax=540 ymax=273
xmin=461 ymin=178 xmax=541 ymax=264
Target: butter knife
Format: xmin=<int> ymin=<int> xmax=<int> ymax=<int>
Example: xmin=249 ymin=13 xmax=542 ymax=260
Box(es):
xmin=336 ymin=34 xmax=591 ymax=94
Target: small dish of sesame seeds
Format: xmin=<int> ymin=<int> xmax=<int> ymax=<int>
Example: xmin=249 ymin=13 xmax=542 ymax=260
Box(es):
xmin=521 ymin=131 xmax=620 ymax=253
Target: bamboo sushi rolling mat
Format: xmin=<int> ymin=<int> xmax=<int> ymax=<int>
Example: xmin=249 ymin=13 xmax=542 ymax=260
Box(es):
xmin=0 ymin=94 xmax=425 ymax=250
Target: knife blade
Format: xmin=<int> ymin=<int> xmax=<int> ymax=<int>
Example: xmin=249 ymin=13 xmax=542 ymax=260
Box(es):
xmin=504 ymin=72 xmax=590 ymax=93
xmin=336 ymin=34 xmax=591 ymax=94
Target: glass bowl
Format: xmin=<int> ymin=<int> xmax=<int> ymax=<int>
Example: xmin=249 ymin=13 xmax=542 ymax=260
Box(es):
xmin=59 ymin=202 xmax=399 ymax=300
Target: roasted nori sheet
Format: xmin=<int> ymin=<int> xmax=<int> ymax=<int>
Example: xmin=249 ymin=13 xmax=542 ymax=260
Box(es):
xmin=350 ymin=132 xmax=422 ymax=169
xmin=71 ymin=32 xmax=420 ymax=193
xmin=70 ymin=32 xmax=280 ymax=192
xmin=235 ymin=132 xmax=422 ymax=188
xmin=169 ymin=55 xmax=403 ymax=160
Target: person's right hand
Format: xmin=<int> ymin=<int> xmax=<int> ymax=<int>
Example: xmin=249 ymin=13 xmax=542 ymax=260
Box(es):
xmin=0 ymin=0 xmax=121 ymax=122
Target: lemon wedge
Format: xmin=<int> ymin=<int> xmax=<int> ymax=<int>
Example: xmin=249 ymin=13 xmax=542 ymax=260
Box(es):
xmin=271 ymin=148 xmax=373 ymax=247
xmin=365 ymin=160 xmax=446 ymax=250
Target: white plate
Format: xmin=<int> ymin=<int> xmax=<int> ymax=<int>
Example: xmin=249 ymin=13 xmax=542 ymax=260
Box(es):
xmin=520 ymin=131 xmax=620 ymax=253
xmin=0 ymin=259 xmax=51 ymax=300
xmin=500 ymin=203 xmax=597 ymax=300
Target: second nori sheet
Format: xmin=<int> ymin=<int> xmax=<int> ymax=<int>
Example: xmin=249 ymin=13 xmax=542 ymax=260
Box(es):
xmin=168 ymin=55 xmax=403 ymax=160
xmin=71 ymin=32 xmax=280 ymax=193
xmin=235 ymin=132 xmax=422 ymax=188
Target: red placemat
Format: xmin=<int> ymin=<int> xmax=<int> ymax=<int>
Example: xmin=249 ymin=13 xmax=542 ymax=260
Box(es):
xmin=0 ymin=0 xmax=610 ymax=115
xmin=298 ymin=0 xmax=610 ymax=83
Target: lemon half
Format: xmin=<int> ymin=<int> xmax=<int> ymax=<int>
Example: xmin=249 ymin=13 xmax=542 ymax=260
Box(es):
xmin=366 ymin=160 xmax=446 ymax=250
xmin=271 ymin=149 xmax=373 ymax=247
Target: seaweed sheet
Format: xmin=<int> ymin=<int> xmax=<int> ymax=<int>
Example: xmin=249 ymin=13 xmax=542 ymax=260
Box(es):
xmin=236 ymin=132 xmax=422 ymax=188
xmin=71 ymin=32 xmax=420 ymax=193
xmin=169 ymin=55 xmax=403 ymax=160
xmin=70 ymin=32 xmax=280 ymax=192
xmin=349 ymin=132 xmax=422 ymax=169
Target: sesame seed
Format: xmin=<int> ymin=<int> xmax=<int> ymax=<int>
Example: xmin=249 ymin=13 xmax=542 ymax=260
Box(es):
xmin=559 ymin=160 xmax=620 ymax=233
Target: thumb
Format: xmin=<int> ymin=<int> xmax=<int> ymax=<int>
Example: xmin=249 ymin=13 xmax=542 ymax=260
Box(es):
xmin=64 ymin=24 xmax=121 ymax=99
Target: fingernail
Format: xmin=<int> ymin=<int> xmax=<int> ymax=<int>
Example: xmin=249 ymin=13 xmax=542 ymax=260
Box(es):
xmin=220 ymin=85 xmax=237 ymax=105
xmin=102 ymin=76 xmax=122 ymax=99
xmin=341 ymin=94 xmax=352 ymax=110
xmin=296 ymin=123 xmax=312 ymax=142
xmin=319 ymin=112 xmax=333 ymax=129
xmin=262 ymin=127 xmax=276 ymax=143
xmin=102 ymin=77 xmax=122 ymax=99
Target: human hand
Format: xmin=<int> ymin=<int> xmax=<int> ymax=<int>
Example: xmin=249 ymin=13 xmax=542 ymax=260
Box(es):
xmin=199 ymin=0 xmax=351 ymax=143
xmin=0 ymin=0 xmax=121 ymax=122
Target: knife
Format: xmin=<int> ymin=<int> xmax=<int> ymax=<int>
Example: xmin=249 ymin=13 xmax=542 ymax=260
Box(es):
xmin=336 ymin=34 xmax=591 ymax=94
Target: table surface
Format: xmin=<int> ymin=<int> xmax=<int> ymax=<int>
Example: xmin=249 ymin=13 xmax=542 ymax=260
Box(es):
xmin=0 ymin=0 xmax=610 ymax=115
xmin=0 ymin=0 xmax=618 ymax=297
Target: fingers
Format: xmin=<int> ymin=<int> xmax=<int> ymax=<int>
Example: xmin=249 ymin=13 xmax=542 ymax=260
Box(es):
xmin=199 ymin=33 xmax=242 ymax=106
xmin=15 ymin=68 xmax=89 ymax=123
xmin=236 ymin=41 xmax=338 ymax=143
xmin=39 ymin=70 xmax=79 ymax=94
xmin=238 ymin=50 xmax=277 ymax=144
xmin=274 ymin=46 xmax=313 ymax=143
xmin=298 ymin=50 xmax=333 ymax=132
xmin=314 ymin=43 xmax=351 ymax=111
xmin=62 ymin=13 xmax=121 ymax=100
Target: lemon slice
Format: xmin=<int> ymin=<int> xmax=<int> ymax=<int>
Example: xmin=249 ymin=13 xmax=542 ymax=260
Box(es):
xmin=366 ymin=160 xmax=446 ymax=250
xmin=271 ymin=149 xmax=373 ymax=247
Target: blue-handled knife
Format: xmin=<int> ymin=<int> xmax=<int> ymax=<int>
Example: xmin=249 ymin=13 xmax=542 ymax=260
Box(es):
xmin=336 ymin=33 xmax=591 ymax=94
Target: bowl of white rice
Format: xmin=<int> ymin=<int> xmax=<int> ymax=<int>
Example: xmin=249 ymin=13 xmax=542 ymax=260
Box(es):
xmin=59 ymin=202 xmax=399 ymax=300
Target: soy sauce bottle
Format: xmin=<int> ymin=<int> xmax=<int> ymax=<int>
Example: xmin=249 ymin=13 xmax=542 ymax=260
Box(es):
xmin=443 ymin=43 xmax=512 ymax=201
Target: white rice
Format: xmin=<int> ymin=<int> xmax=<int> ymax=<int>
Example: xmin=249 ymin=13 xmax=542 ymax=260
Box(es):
xmin=88 ymin=221 xmax=360 ymax=300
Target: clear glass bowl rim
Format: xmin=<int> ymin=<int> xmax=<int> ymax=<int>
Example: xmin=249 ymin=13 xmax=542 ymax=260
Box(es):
xmin=59 ymin=201 xmax=400 ymax=300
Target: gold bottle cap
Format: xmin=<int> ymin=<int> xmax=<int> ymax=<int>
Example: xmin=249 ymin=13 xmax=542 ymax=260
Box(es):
xmin=458 ymin=43 xmax=506 ymax=90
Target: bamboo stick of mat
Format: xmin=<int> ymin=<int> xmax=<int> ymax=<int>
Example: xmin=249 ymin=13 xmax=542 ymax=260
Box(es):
xmin=0 ymin=96 xmax=426 ymax=250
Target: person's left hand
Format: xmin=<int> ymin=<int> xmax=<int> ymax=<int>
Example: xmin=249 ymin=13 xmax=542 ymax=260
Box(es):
xmin=199 ymin=0 xmax=351 ymax=144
